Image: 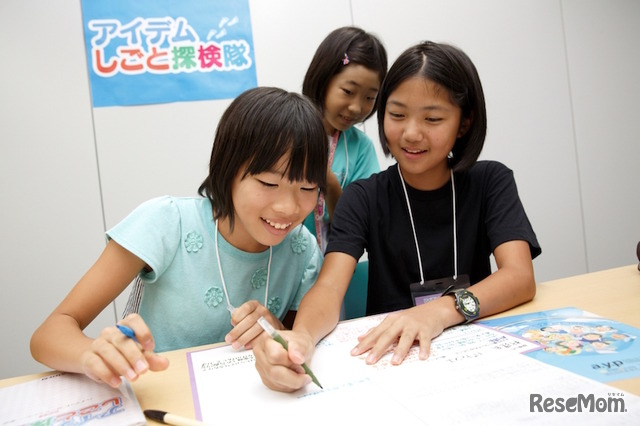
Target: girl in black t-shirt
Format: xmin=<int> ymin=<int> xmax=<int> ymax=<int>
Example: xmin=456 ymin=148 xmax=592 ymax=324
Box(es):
xmin=254 ymin=41 xmax=541 ymax=392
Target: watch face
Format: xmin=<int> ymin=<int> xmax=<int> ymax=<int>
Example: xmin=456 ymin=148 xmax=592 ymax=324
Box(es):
xmin=459 ymin=292 xmax=479 ymax=316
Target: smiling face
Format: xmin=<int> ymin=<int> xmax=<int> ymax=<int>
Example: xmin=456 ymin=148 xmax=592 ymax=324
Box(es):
xmin=323 ymin=64 xmax=381 ymax=135
xmin=219 ymin=156 xmax=319 ymax=253
xmin=383 ymin=77 xmax=468 ymax=190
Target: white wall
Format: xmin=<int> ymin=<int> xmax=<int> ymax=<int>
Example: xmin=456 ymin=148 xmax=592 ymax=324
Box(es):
xmin=1 ymin=0 xmax=118 ymax=379
xmin=562 ymin=0 xmax=640 ymax=272
xmin=1 ymin=0 xmax=638 ymax=379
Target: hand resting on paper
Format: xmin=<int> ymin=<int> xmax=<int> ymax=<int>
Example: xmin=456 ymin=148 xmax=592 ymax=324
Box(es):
xmin=349 ymin=301 xmax=451 ymax=365
xmin=83 ymin=314 xmax=169 ymax=389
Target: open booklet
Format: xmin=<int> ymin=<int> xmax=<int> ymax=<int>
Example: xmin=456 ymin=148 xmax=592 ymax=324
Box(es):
xmin=479 ymin=307 xmax=640 ymax=382
xmin=187 ymin=313 xmax=640 ymax=425
xmin=0 ymin=372 xmax=145 ymax=425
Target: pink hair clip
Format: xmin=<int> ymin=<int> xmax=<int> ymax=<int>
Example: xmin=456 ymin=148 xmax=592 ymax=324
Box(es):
xmin=342 ymin=53 xmax=350 ymax=65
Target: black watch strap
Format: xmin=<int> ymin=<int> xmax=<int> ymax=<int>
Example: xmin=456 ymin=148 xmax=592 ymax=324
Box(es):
xmin=440 ymin=286 xmax=479 ymax=323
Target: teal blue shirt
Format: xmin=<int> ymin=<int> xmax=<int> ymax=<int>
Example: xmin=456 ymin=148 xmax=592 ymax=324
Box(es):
xmin=107 ymin=196 xmax=322 ymax=352
xmin=303 ymin=126 xmax=380 ymax=247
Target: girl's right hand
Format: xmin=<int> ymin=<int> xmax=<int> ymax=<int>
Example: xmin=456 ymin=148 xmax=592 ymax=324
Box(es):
xmin=253 ymin=329 xmax=316 ymax=392
xmin=81 ymin=313 xmax=169 ymax=388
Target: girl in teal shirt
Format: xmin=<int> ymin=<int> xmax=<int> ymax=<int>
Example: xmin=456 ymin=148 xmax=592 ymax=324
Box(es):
xmin=302 ymin=26 xmax=387 ymax=251
xmin=31 ymin=87 xmax=327 ymax=389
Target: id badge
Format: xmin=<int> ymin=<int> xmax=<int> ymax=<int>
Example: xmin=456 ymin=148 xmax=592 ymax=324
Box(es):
xmin=410 ymin=274 xmax=470 ymax=306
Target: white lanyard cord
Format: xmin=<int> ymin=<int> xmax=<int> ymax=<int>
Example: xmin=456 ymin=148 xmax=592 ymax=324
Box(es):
xmin=397 ymin=167 xmax=458 ymax=283
xmin=215 ymin=219 xmax=271 ymax=311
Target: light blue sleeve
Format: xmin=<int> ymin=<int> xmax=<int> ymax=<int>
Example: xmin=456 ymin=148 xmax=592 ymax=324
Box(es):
xmin=106 ymin=196 xmax=181 ymax=282
xmin=344 ymin=127 xmax=380 ymax=185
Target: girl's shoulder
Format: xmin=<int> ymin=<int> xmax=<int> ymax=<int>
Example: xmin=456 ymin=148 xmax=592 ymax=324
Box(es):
xmin=137 ymin=195 xmax=210 ymax=211
xmin=468 ymin=159 xmax=511 ymax=173
xmin=362 ymin=164 xmax=396 ymax=183
xmin=461 ymin=161 xmax=519 ymax=196
xmin=465 ymin=160 xmax=514 ymax=182
xmin=124 ymin=196 xmax=212 ymax=226
xmin=343 ymin=165 xmax=397 ymax=199
xmin=343 ymin=125 xmax=373 ymax=144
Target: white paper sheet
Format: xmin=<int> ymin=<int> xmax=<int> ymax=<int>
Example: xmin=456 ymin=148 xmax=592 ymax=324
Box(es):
xmin=0 ymin=372 xmax=145 ymax=425
xmin=187 ymin=314 xmax=640 ymax=424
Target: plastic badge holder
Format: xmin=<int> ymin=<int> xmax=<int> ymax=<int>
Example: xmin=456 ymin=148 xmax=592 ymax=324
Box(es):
xmin=410 ymin=274 xmax=470 ymax=306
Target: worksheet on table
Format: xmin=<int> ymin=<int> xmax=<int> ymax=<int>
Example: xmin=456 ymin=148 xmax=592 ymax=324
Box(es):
xmin=187 ymin=314 xmax=640 ymax=425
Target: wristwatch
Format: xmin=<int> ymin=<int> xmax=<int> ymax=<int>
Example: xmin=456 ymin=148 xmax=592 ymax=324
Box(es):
xmin=441 ymin=286 xmax=480 ymax=323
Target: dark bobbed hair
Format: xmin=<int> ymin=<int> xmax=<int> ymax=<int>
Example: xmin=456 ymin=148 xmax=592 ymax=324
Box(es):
xmin=376 ymin=41 xmax=487 ymax=171
xmin=198 ymin=87 xmax=328 ymax=229
xmin=303 ymin=26 xmax=388 ymax=122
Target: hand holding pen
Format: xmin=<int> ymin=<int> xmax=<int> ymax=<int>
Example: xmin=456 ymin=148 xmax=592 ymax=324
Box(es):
xmin=256 ymin=316 xmax=323 ymax=389
xmin=83 ymin=314 xmax=169 ymax=388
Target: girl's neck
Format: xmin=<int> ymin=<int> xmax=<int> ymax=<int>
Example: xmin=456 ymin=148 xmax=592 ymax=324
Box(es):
xmin=217 ymin=216 xmax=268 ymax=253
xmin=399 ymin=163 xmax=451 ymax=191
xmin=323 ymin=120 xmax=339 ymax=137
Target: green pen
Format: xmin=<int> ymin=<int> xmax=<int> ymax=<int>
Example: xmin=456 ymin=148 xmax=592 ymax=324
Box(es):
xmin=257 ymin=316 xmax=323 ymax=389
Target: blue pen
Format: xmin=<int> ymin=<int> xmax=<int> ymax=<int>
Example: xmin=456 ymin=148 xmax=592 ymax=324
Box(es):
xmin=116 ymin=324 xmax=139 ymax=343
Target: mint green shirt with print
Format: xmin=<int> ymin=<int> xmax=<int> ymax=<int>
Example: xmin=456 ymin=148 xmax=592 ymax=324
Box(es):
xmin=107 ymin=196 xmax=322 ymax=352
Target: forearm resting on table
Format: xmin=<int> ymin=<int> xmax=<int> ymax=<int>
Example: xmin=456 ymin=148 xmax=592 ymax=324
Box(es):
xmin=470 ymin=243 xmax=536 ymax=319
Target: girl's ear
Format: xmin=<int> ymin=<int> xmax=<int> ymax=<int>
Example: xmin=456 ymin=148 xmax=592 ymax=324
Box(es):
xmin=457 ymin=116 xmax=472 ymax=138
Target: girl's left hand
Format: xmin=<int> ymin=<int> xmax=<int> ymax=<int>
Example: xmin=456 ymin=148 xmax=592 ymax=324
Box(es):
xmin=349 ymin=300 xmax=450 ymax=365
xmin=224 ymin=300 xmax=282 ymax=350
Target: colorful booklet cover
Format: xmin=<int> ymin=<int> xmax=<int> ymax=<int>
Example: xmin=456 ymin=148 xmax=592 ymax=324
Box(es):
xmin=0 ymin=372 xmax=145 ymax=425
xmin=479 ymin=307 xmax=640 ymax=383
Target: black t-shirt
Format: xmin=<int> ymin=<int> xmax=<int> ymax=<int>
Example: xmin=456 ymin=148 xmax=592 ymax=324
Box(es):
xmin=326 ymin=161 xmax=542 ymax=315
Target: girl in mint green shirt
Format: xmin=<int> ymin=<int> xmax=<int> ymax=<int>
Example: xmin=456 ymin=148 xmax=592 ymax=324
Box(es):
xmin=31 ymin=87 xmax=328 ymax=389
